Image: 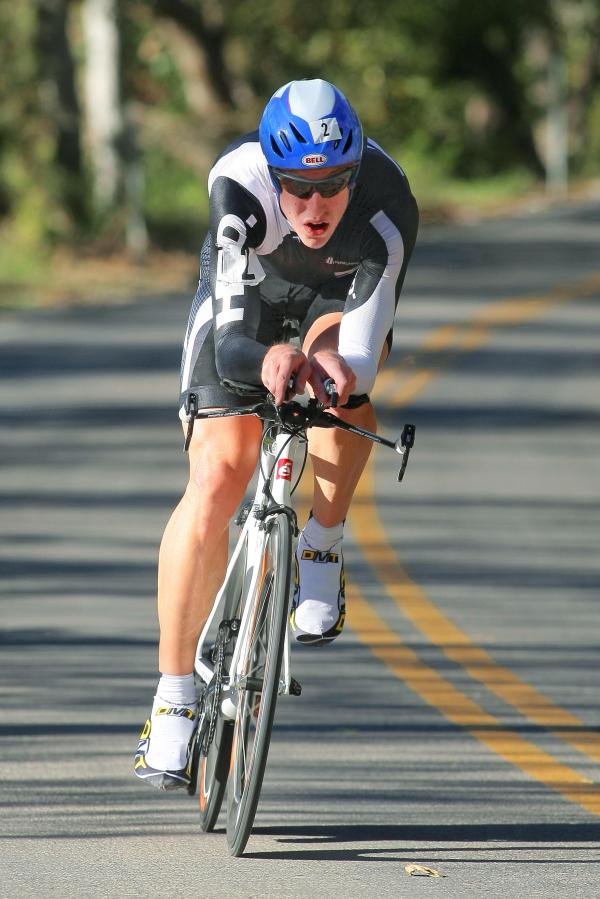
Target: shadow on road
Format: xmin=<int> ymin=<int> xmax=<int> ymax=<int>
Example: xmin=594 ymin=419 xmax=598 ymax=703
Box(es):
xmin=244 ymin=822 xmax=600 ymax=862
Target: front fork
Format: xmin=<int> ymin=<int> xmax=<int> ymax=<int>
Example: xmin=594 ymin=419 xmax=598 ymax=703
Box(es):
xmin=221 ymin=511 xmax=300 ymax=721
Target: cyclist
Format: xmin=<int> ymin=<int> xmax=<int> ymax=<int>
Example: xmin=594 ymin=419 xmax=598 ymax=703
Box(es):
xmin=134 ymin=78 xmax=418 ymax=789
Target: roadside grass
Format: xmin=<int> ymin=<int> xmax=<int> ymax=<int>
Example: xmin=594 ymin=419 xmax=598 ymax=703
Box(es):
xmin=0 ymin=236 xmax=200 ymax=312
xmin=414 ymin=169 xmax=537 ymax=222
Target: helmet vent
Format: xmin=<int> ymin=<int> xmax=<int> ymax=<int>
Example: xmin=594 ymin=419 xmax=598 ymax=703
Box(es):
xmin=270 ymin=136 xmax=284 ymax=158
xmin=289 ymin=122 xmax=308 ymax=143
xmin=342 ymin=129 xmax=353 ymax=154
xmin=278 ymin=130 xmax=292 ymax=152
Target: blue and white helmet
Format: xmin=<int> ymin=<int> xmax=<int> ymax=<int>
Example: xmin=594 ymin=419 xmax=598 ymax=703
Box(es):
xmin=259 ymin=79 xmax=363 ymax=179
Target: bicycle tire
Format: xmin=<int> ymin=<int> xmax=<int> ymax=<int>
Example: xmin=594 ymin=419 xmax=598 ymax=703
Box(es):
xmin=226 ymin=512 xmax=292 ymax=856
xmin=198 ymin=717 xmax=233 ymax=831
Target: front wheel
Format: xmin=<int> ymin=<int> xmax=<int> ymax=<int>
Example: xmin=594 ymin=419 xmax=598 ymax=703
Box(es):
xmin=226 ymin=513 xmax=292 ymax=856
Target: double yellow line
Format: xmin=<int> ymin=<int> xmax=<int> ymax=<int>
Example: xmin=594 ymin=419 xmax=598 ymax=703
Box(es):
xmin=344 ymin=270 xmax=600 ymax=814
xmin=376 ymin=270 xmax=600 ymax=407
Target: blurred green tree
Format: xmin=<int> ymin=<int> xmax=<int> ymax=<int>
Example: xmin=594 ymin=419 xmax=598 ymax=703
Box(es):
xmin=0 ymin=0 xmax=598 ymax=267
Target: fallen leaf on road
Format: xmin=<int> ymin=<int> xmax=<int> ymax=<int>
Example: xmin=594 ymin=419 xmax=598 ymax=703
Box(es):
xmin=405 ymin=863 xmax=446 ymax=878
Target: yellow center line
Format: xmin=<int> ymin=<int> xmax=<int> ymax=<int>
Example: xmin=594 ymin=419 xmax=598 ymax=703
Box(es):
xmin=393 ymin=370 xmax=437 ymax=407
xmin=341 ymin=267 xmax=600 ymax=808
xmin=422 ymin=323 xmax=461 ymax=351
xmin=296 ymin=268 xmax=600 ymax=814
xmin=347 ymin=584 xmax=600 ymax=815
xmin=388 ymin=270 xmax=600 ymax=406
xmin=351 ymin=466 xmax=600 ymax=765
xmin=296 ymin=461 xmax=600 ymax=814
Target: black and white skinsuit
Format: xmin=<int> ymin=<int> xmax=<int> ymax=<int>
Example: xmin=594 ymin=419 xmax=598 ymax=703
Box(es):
xmin=179 ymin=134 xmax=419 ymax=417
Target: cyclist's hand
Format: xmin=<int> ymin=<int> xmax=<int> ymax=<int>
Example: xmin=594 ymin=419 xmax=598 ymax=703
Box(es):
xmin=308 ymin=350 xmax=357 ymax=406
xmin=261 ymin=344 xmax=311 ymax=404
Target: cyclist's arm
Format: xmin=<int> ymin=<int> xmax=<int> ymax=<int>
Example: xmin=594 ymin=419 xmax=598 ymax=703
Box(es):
xmin=208 ymin=175 xmax=269 ymax=386
xmin=338 ymin=193 xmax=418 ymax=394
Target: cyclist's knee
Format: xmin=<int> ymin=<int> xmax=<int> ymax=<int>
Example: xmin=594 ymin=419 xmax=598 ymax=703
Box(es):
xmin=185 ymin=419 xmax=260 ymax=519
xmin=190 ymin=456 xmax=252 ymax=510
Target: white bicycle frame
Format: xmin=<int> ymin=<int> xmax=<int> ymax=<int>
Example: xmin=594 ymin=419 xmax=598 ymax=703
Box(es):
xmin=194 ymin=420 xmax=304 ymax=717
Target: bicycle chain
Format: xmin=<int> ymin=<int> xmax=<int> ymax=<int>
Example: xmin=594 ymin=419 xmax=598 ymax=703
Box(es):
xmin=202 ymin=618 xmax=239 ymax=752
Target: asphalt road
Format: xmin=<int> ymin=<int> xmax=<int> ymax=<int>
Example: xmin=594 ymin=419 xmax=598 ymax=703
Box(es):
xmin=1 ymin=196 xmax=600 ymax=898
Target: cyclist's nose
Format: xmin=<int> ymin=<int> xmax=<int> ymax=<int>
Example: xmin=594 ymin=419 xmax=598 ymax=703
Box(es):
xmin=304 ymin=190 xmax=328 ymax=212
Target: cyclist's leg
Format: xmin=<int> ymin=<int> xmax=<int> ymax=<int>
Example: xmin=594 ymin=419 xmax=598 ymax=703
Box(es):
xmin=302 ymin=311 xmax=387 ymax=527
xmin=135 ymin=415 xmax=261 ymax=788
xmin=162 ymin=232 xmax=274 ymax=674
xmin=135 ymin=240 xmax=263 ymax=788
xmin=290 ymin=308 xmax=388 ymax=644
xmin=157 ymin=413 xmax=262 ymax=676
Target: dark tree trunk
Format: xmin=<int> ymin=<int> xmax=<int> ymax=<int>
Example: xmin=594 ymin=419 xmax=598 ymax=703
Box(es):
xmin=153 ymin=0 xmax=235 ymax=109
xmin=36 ymin=0 xmax=85 ymax=219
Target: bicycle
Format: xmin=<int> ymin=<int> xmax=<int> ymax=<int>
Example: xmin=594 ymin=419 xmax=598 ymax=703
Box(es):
xmin=184 ymin=376 xmax=415 ymax=857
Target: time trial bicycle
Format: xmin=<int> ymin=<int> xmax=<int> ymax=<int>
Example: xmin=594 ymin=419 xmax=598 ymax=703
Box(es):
xmin=183 ymin=378 xmax=415 ymax=856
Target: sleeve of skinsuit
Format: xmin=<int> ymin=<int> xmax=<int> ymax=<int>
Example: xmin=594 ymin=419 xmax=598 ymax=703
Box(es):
xmin=208 ymin=175 xmax=269 ymax=386
xmin=338 ymin=189 xmax=419 ymax=395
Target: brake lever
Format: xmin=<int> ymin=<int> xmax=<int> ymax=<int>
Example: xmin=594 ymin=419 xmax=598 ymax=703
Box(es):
xmin=395 ymin=424 xmax=416 ymax=482
xmin=322 ymin=378 xmax=338 ymax=408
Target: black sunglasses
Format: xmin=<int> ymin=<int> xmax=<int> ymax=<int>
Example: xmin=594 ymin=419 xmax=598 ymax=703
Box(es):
xmin=271 ymin=166 xmax=357 ymax=199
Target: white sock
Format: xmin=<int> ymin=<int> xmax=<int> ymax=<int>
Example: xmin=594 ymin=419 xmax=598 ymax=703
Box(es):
xmin=302 ymin=515 xmax=343 ymax=550
xmin=145 ymin=674 xmax=197 ymax=771
xmin=156 ymin=673 xmax=196 ymax=706
xmin=293 ymin=517 xmax=344 ymax=639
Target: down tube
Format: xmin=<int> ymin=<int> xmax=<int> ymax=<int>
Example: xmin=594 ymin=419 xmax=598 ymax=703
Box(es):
xmin=269 ymin=430 xmax=301 ymax=694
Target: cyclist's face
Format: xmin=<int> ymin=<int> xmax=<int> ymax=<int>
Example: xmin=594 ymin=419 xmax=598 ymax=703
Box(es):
xmin=278 ymin=166 xmax=350 ymax=249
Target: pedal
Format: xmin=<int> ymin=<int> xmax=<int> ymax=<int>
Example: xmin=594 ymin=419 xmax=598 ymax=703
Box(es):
xmin=289 ymin=677 xmax=302 ymax=696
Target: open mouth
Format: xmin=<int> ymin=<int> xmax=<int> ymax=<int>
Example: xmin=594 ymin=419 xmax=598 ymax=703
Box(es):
xmin=305 ymin=221 xmax=327 ymax=236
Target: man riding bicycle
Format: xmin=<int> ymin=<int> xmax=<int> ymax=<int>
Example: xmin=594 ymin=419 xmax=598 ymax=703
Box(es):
xmin=134 ymin=78 xmax=419 ymax=790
